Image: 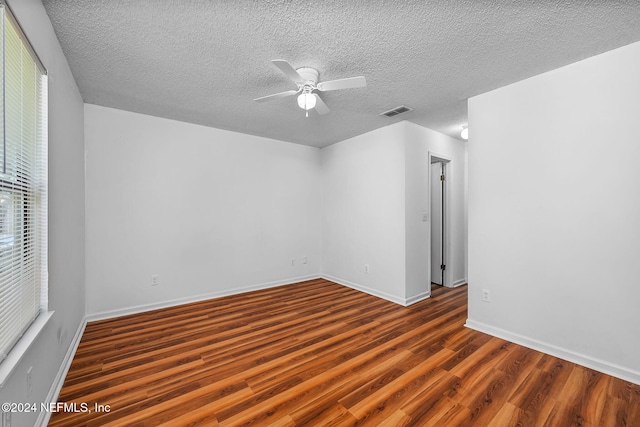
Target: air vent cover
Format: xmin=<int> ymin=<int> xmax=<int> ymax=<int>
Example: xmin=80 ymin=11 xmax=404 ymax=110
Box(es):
xmin=380 ymin=105 xmax=413 ymax=117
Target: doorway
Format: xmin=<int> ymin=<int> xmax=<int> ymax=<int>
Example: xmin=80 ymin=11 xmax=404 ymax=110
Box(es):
xmin=429 ymin=154 xmax=451 ymax=290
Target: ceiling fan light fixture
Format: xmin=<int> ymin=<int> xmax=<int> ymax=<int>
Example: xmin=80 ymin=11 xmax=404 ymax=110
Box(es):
xmin=297 ymin=92 xmax=316 ymax=110
xmin=256 ymin=60 xmax=366 ymax=117
xmin=461 ymin=125 xmax=469 ymax=140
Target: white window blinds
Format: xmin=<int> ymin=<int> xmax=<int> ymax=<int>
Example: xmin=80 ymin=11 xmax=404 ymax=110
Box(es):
xmin=0 ymin=2 xmax=48 ymax=364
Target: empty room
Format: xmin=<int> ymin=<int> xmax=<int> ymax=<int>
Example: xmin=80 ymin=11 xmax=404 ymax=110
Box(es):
xmin=1 ymin=0 xmax=639 ymax=426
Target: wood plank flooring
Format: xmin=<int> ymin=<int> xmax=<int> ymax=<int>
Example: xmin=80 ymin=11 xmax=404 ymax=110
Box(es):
xmin=49 ymin=279 xmax=640 ymax=426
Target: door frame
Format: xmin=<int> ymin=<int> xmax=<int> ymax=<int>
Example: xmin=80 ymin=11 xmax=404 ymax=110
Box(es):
xmin=428 ymin=151 xmax=453 ymax=288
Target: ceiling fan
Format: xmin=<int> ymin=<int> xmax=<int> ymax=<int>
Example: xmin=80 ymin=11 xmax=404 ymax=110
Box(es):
xmin=254 ymin=60 xmax=367 ymax=116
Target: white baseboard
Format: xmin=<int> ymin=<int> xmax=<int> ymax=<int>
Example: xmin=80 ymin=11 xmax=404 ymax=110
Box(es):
xmin=465 ymin=319 xmax=640 ymax=386
xmin=321 ymin=274 xmax=408 ymax=306
xmin=453 ymin=279 xmax=467 ymax=287
xmin=405 ymin=290 xmax=431 ymax=306
xmin=86 ymin=274 xmax=320 ymax=322
xmin=37 ymin=317 xmax=87 ymax=427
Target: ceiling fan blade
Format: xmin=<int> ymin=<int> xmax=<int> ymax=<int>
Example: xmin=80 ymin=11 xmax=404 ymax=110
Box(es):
xmin=253 ymin=89 xmax=298 ymax=103
xmin=314 ymin=94 xmax=330 ymax=115
xmin=272 ymin=59 xmax=305 ymax=83
xmin=317 ymin=76 xmax=366 ymax=91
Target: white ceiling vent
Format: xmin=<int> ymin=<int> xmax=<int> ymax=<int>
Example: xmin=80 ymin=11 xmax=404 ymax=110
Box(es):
xmin=380 ymin=105 xmax=413 ymax=118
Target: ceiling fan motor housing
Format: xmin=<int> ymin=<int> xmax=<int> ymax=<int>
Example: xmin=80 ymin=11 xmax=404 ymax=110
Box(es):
xmin=296 ymin=67 xmax=319 ymax=87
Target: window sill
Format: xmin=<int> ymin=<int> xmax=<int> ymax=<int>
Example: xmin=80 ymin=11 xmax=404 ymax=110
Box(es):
xmin=0 ymin=310 xmax=55 ymax=387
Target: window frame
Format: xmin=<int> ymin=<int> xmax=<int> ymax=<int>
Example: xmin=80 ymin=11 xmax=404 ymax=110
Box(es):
xmin=0 ymin=0 xmax=52 ymax=387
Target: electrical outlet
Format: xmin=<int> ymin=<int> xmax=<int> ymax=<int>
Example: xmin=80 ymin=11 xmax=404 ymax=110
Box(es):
xmin=290 ymin=258 xmax=295 ymax=266
xmin=26 ymin=366 xmax=33 ymax=396
xmin=482 ymin=289 xmax=491 ymax=302
xmin=302 ymin=256 xmax=308 ymax=264
xmin=364 ymin=264 xmax=369 ymax=274
xmin=151 ymin=275 xmax=159 ymax=286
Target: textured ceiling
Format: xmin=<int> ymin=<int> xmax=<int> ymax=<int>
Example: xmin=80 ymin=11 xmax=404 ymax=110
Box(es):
xmin=42 ymin=0 xmax=640 ymax=148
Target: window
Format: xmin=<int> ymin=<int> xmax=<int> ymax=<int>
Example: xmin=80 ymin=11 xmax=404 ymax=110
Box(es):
xmin=0 ymin=2 xmax=48 ymax=367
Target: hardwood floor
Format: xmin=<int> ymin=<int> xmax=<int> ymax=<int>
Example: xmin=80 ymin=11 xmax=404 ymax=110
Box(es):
xmin=50 ymin=279 xmax=640 ymax=426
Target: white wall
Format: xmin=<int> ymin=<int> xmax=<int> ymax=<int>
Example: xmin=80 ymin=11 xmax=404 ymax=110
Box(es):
xmin=467 ymin=41 xmax=640 ymax=383
xmin=0 ymin=1 xmax=86 ymax=426
xmin=405 ymin=122 xmax=467 ymax=302
xmin=321 ymin=121 xmax=467 ymax=305
xmin=320 ymin=123 xmax=407 ymax=303
xmin=84 ymin=105 xmax=321 ymax=317
xmin=86 ymin=111 xmax=466 ymax=315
